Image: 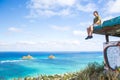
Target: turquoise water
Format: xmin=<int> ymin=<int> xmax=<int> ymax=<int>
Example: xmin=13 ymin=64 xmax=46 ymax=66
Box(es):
xmin=0 ymin=52 xmax=103 ymax=79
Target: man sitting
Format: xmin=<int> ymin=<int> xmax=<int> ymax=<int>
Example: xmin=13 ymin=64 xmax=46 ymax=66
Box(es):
xmin=85 ymin=11 xmax=101 ymax=40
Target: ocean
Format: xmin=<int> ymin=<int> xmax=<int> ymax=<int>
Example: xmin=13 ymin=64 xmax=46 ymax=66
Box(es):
xmin=0 ymin=52 xmax=103 ymax=80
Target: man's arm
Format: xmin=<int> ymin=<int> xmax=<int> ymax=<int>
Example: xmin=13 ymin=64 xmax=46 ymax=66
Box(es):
xmin=95 ymin=20 xmax=101 ymax=24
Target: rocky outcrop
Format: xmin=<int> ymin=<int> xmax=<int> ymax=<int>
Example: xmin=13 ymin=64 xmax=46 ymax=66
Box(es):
xmin=48 ymin=55 xmax=55 ymax=59
xmin=22 ymin=55 xmax=33 ymax=60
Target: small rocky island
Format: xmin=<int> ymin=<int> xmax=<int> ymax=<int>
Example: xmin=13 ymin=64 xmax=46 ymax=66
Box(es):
xmin=48 ymin=55 xmax=55 ymax=59
xmin=22 ymin=54 xmax=33 ymax=60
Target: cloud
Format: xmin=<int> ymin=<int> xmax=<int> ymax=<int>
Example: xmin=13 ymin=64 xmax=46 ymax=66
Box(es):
xmin=104 ymin=0 xmax=120 ymax=14
xmin=73 ymin=30 xmax=86 ymax=36
xmin=51 ymin=25 xmax=70 ymax=31
xmin=26 ymin=0 xmax=76 ymax=17
xmin=78 ymin=22 xmax=92 ymax=29
xmin=102 ymin=16 xmax=114 ymax=21
xmin=8 ymin=27 xmax=22 ymax=32
xmin=26 ymin=0 xmax=98 ymax=18
xmin=76 ymin=3 xmax=97 ymax=12
xmin=28 ymin=0 xmax=76 ymax=9
xmin=97 ymin=0 xmax=104 ymax=4
xmin=0 ymin=41 xmax=9 ymax=46
xmin=69 ymin=40 xmax=80 ymax=45
xmin=16 ymin=41 xmax=37 ymax=45
xmin=0 ymin=39 xmax=103 ymax=51
xmin=8 ymin=40 xmax=81 ymax=50
xmin=55 ymin=40 xmax=80 ymax=46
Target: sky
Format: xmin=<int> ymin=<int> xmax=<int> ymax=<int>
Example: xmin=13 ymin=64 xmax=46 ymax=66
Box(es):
xmin=0 ymin=0 xmax=120 ymax=51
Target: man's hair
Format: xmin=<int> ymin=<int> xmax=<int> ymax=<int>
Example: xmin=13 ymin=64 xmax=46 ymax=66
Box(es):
xmin=93 ymin=11 xmax=98 ymax=15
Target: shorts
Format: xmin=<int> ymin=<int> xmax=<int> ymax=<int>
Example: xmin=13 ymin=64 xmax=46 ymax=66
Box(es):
xmin=93 ymin=24 xmax=101 ymax=27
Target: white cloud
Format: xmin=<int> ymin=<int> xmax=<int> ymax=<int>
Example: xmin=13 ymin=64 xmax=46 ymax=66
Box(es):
xmin=97 ymin=0 xmax=104 ymax=4
xmin=28 ymin=0 xmax=76 ymax=9
xmin=26 ymin=0 xmax=76 ymax=17
xmin=56 ymin=40 xmax=80 ymax=46
xmin=51 ymin=25 xmax=70 ymax=31
xmin=102 ymin=16 xmax=114 ymax=21
xmin=57 ymin=0 xmax=76 ymax=6
xmin=26 ymin=0 xmax=98 ymax=18
xmin=105 ymin=0 xmax=120 ymax=14
xmin=70 ymin=40 xmax=80 ymax=45
xmin=4 ymin=40 xmax=80 ymax=49
xmin=0 ymin=41 xmax=8 ymax=46
xmin=17 ymin=41 xmax=37 ymax=45
xmin=8 ymin=27 xmax=22 ymax=32
xmin=76 ymin=3 xmax=97 ymax=12
xmin=0 ymin=39 xmax=104 ymax=51
xmin=73 ymin=30 xmax=86 ymax=36
xmin=58 ymin=9 xmax=72 ymax=16
xmin=78 ymin=22 xmax=92 ymax=29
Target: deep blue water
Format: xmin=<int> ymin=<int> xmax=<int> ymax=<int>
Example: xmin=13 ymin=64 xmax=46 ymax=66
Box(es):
xmin=0 ymin=52 xmax=103 ymax=79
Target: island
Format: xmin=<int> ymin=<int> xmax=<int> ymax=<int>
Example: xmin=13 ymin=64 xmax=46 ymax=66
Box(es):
xmin=48 ymin=55 xmax=55 ymax=59
xmin=22 ymin=54 xmax=33 ymax=60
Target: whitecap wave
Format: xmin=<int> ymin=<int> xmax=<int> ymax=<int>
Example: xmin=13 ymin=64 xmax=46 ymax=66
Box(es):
xmin=0 ymin=59 xmax=25 ymax=64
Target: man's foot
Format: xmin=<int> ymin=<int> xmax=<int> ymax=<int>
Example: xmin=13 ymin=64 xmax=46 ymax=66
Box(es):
xmin=85 ymin=36 xmax=93 ymax=40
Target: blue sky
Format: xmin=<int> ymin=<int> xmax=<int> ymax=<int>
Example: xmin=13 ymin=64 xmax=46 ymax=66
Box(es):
xmin=0 ymin=0 xmax=120 ymax=51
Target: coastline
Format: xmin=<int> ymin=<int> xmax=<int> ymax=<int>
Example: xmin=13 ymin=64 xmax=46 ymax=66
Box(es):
xmin=0 ymin=52 xmax=103 ymax=79
xmin=12 ymin=62 xmax=120 ymax=80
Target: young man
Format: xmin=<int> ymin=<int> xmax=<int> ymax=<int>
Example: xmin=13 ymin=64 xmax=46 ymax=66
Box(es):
xmin=85 ymin=11 xmax=101 ymax=40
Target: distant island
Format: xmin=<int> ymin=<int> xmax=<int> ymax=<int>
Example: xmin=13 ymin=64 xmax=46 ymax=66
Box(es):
xmin=22 ymin=54 xmax=33 ymax=60
xmin=48 ymin=55 xmax=55 ymax=59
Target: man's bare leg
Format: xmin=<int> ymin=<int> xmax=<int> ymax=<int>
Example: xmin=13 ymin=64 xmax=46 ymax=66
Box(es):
xmin=85 ymin=25 xmax=93 ymax=40
xmin=89 ymin=25 xmax=93 ymax=36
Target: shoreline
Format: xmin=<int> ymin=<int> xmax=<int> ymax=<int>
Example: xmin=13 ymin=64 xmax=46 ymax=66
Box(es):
xmin=11 ymin=62 xmax=120 ymax=80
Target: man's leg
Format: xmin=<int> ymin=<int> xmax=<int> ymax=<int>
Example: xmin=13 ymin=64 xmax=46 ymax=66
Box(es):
xmin=87 ymin=27 xmax=90 ymax=36
xmin=89 ymin=25 xmax=93 ymax=36
xmin=85 ymin=25 xmax=93 ymax=40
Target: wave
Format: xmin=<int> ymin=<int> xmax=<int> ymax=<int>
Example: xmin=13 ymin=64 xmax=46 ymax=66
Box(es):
xmin=0 ymin=59 xmax=26 ymax=64
xmin=98 ymin=56 xmax=103 ymax=58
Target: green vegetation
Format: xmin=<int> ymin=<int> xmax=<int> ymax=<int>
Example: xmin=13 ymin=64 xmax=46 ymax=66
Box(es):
xmin=14 ymin=62 xmax=120 ymax=80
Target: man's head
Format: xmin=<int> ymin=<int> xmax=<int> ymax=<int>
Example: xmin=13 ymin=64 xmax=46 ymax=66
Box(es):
xmin=93 ymin=11 xmax=98 ymax=16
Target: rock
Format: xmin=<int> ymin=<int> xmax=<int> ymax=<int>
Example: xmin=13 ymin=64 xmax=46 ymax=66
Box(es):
xmin=48 ymin=55 xmax=55 ymax=59
xmin=22 ymin=54 xmax=33 ymax=60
